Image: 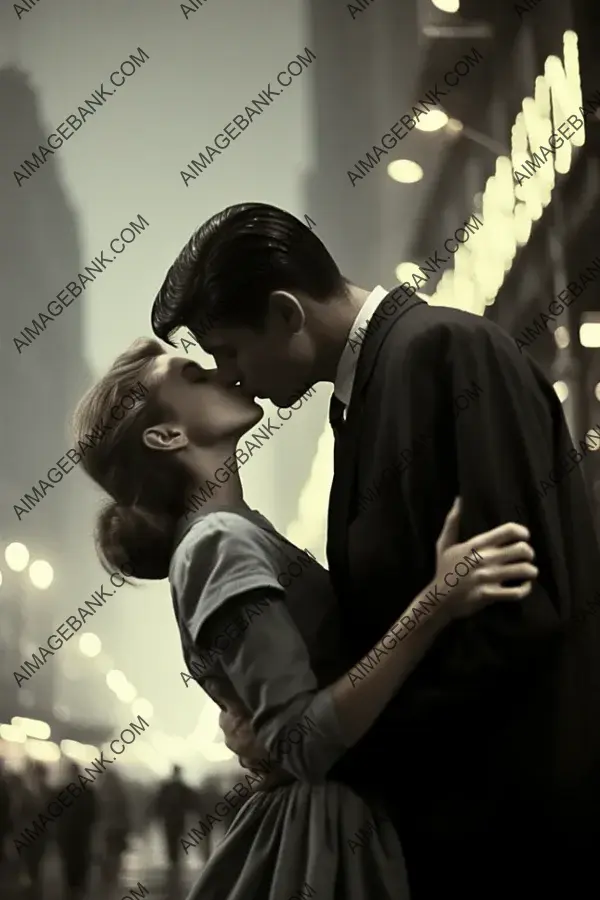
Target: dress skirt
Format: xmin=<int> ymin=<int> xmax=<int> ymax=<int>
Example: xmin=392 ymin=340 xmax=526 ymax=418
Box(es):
xmin=185 ymin=780 xmax=411 ymax=900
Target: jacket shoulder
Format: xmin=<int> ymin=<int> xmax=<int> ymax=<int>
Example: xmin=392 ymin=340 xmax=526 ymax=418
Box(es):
xmin=386 ymin=303 xmax=517 ymax=356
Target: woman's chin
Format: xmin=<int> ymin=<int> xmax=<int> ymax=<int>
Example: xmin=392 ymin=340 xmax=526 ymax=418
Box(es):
xmin=241 ymin=404 xmax=265 ymax=430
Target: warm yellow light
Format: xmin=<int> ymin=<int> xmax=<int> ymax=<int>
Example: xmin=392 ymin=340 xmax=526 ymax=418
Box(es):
xmin=5 ymin=543 xmax=29 ymax=572
xmin=554 ymin=325 xmax=570 ymax=348
xmin=580 ymin=323 xmax=600 ymax=347
xmin=106 ymin=670 xmax=128 ymax=692
xmin=584 ymin=429 xmax=600 ymax=450
xmin=564 ymin=31 xmax=583 ymax=120
xmin=431 ymin=0 xmax=460 ymax=12
xmin=395 ymin=262 xmax=421 ymax=283
xmin=12 ymin=717 xmax=50 ymax=740
xmin=116 ymin=682 xmax=137 ymax=704
xmin=387 ymin=160 xmax=424 ymax=183
xmin=60 ymin=740 xmax=99 ymax=762
xmin=433 ymin=30 xmax=583 ymax=311
xmin=594 ymin=383 xmax=600 ymax=402
xmin=79 ymin=633 xmax=101 ymax=657
xmin=0 ymin=724 xmax=26 ymax=743
xmin=415 ymin=109 xmax=448 ymax=132
xmin=29 ymin=560 xmax=53 ymax=590
xmin=132 ymin=699 xmax=154 ymax=721
xmin=553 ymin=381 xmax=569 ymax=403
xmin=25 ymin=740 xmax=61 ymax=762
xmin=446 ymin=118 xmax=464 ymax=134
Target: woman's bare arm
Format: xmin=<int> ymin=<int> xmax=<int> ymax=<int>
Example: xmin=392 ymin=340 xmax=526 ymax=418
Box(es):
xmin=220 ymin=503 xmax=536 ymax=775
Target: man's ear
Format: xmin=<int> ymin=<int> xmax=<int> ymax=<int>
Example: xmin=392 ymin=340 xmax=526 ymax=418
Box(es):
xmin=268 ymin=290 xmax=306 ymax=334
xmin=142 ymin=424 xmax=188 ymax=452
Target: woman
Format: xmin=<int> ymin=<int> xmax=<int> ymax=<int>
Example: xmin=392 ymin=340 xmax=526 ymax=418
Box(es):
xmin=73 ymin=338 xmax=537 ymax=899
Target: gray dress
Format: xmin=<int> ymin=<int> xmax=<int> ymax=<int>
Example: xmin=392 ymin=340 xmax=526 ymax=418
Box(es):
xmin=169 ymin=505 xmax=410 ymax=900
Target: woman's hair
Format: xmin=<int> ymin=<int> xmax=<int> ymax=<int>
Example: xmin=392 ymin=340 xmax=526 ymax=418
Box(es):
xmin=151 ymin=202 xmax=350 ymax=345
xmin=72 ymin=337 xmax=192 ymax=581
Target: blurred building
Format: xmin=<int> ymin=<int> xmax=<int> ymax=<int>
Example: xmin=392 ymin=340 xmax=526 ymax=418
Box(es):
xmin=401 ymin=0 xmax=600 ymax=528
xmin=296 ymin=0 xmax=600 ymax=546
xmin=0 ymin=67 xmax=114 ymax=767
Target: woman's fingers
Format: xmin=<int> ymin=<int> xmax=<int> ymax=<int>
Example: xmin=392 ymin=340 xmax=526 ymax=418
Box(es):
xmin=482 ymin=541 xmax=535 ymax=566
xmin=470 ymin=522 xmax=530 ymax=551
xmin=436 ymin=496 xmax=462 ymax=552
xmin=482 ymin=562 xmax=538 ymax=584
xmin=479 ymin=581 xmax=533 ymax=602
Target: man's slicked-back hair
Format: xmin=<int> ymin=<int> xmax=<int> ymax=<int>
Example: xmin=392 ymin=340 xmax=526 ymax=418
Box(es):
xmin=151 ymin=203 xmax=348 ymax=344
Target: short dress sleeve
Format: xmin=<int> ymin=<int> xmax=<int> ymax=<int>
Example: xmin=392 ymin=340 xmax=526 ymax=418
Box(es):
xmin=171 ymin=511 xmax=347 ymax=782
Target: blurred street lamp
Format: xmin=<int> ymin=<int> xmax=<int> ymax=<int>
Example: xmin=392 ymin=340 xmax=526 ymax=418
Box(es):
xmin=388 ymin=160 xmax=424 ymax=183
xmin=79 ymin=633 xmax=102 ymax=657
xmin=0 ymin=724 xmax=26 ymax=743
xmin=106 ymin=670 xmax=128 ymax=692
xmin=12 ymin=717 xmax=51 ymax=739
xmin=580 ymin=318 xmax=600 ymax=347
xmin=431 ymin=0 xmax=460 ymax=13
xmin=554 ymin=326 xmax=570 ymax=349
xmin=5 ymin=543 xmax=29 ymax=572
xmin=116 ymin=682 xmax=137 ymax=704
xmin=415 ymin=109 xmax=448 ymax=132
xmin=29 ymin=560 xmax=54 ymax=590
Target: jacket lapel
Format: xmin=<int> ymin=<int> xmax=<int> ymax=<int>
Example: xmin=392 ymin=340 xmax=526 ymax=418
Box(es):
xmin=327 ymin=295 xmax=426 ymax=595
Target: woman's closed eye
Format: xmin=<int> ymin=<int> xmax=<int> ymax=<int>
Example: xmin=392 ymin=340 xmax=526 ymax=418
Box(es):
xmin=181 ymin=361 xmax=208 ymax=382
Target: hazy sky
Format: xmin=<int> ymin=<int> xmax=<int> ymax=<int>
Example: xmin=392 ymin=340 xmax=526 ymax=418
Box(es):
xmin=3 ymin=0 xmax=328 ymax=776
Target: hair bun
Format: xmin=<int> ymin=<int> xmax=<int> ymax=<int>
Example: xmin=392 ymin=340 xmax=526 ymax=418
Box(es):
xmin=96 ymin=501 xmax=176 ymax=580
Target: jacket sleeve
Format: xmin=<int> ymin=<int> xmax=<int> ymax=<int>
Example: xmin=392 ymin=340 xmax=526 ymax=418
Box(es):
xmin=387 ymin=318 xmax=575 ymax=714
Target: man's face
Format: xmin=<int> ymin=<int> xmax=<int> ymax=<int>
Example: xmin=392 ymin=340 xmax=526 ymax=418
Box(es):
xmin=194 ymin=297 xmax=317 ymax=407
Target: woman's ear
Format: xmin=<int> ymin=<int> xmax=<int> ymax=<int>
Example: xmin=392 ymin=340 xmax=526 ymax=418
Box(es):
xmin=142 ymin=424 xmax=188 ymax=452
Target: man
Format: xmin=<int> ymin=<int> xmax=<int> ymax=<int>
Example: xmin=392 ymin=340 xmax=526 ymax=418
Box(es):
xmin=151 ymin=203 xmax=600 ymax=897
xmin=19 ymin=762 xmax=52 ymax=892
xmin=151 ymin=765 xmax=196 ymax=871
xmin=0 ymin=761 xmax=14 ymax=883
xmin=56 ymin=762 xmax=98 ymax=900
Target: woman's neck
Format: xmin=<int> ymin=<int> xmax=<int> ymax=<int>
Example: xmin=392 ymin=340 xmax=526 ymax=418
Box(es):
xmin=183 ymin=467 xmax=247 ymax=518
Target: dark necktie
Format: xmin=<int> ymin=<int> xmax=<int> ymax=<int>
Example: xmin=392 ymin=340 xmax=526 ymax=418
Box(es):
xmin=329 ymin=394 xmax=346 ymax=441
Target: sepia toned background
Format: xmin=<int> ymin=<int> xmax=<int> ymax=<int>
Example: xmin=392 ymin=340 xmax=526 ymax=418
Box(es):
xmin=1 ymin=0 xmax=599 ymax=894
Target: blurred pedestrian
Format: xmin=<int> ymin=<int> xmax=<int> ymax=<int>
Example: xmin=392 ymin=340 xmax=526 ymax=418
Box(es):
xmin=100 ymin=769 xmax=131 ymax=884
xmin=56 ymin=762 xmax=98 ymax=900
xmin=151 ymin=765 xmax=196 ymax=870
xmin=0 ymin=759 xmax=14 ymax=881
xmin=19 ymin=761 xmax=53 ymax=894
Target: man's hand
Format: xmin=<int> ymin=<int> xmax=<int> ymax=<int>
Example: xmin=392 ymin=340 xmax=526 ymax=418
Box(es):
xmin=219 ymin=708 xmax=294 ymax=791
xmin=219 ymin=707 xmax=267 ymax=767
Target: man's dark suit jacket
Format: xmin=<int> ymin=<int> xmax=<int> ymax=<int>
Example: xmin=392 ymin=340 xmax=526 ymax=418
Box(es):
xmin=326 ymin=291 xmax=600 ymax=891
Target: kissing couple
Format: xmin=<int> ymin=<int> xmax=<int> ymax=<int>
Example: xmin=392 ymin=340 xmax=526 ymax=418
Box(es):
xmin=73 ymin=203 xmax=600 ymax=899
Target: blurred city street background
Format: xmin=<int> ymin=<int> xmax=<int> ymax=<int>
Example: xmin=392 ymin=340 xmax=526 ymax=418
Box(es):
xmin=2 ymin=0 xmax=600 ymax=895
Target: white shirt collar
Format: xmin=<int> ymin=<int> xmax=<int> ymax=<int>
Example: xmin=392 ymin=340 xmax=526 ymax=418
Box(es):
xmin=333 ymin=285 xmax=389 ymax=409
